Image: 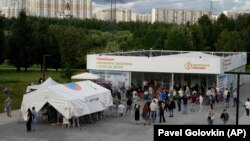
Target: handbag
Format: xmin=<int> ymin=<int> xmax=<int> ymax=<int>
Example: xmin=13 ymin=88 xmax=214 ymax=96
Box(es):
xmin=4 ymin=107 xmax=7 ymax=112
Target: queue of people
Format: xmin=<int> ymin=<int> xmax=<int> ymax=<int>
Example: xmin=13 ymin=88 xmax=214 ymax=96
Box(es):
xmin=110 ymin=78 xmax=250 ymax=126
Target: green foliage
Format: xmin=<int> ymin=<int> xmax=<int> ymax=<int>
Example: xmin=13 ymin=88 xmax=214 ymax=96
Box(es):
xmin=1 ymin=13 xmax=250 ymax=68
xmin=0 ymin=14 xmax=5 ymax=64
xmin=216 ymin=13 xmax=235 ymax=31
xmin=198 ymin=15 xmax=216 ymax=51
xmin=32 ymin=18 xmax=50 ymax=67
xmin=57 ymin=26 xmax=87 ymax=68
xmin=215 ymin=30 xmax=245 ymax=52
xmin=61 ymin=63 xmax=74 ymax=82
xmin=235 ymin=14 xmax=250 ymax=31
xmin=0 ymin=69 xmax=68 ymax=113
xmin=190 ymin=24 xmax=207 ymax=51
xmin=7 ymin=10 xmax=34 ymax=71
xmin=165 ymin=25 xmax=193 ymax=50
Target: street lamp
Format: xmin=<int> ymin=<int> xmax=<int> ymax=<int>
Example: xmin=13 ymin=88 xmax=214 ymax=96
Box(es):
xmin=43 ymin=55 xmax=51 ymax=81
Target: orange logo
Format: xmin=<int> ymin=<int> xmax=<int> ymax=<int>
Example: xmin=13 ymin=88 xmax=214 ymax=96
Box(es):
xmin=184 ymin=62 xmax=192 ymax=70
xmin=184 ymin=61 xmax=210 ymax=70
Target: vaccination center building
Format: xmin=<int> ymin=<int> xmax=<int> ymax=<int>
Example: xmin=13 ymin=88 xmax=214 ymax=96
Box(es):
xmin=87 ymin=50 xmax=247 ymax=94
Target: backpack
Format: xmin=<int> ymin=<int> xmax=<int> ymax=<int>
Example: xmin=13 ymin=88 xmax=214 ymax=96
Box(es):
xmin=220 ymin=113 xmax=229 ymax=121
xmin=227 ymin=92 xmax=230 ymax=99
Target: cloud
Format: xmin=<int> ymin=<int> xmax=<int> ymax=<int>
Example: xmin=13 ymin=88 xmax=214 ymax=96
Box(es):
xmin=92 ymin=0 xmax=250 ymax=14
xmin=239 ymin=1 xmax=250 ymax=10
xmin=93 ymin=2 xmax=110 ymax=13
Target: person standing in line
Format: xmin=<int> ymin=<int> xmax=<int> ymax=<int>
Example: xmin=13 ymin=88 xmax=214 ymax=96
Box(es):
xmin=177 ymin=89 xmax=183 ymax=111
xmin=31 ymin=107 xmax=37 ymax=131
xmin=207 ymin=107 xmax=215 ymax=125
xmin=149 ymin=100 xmax=157 ymax=123
xmin=220 ymin=109 xmax=229 ymax=125
xmin=134 ymin=103 xmax=140 ymax=125
xmin=142 ymin=101 xmax=150 ymax=125
xmin=223 ymin=88 xmax=230 ymax=108
xmin=182 ymin=94 xmax=188 ymax=114
xmin=126 ymin=97 xmax=133 ymax=115
xmin=26 ymin=108 xmax=32 ymax=132
xmin=5 ymin=97 xmax=13 ymax=117
xmin=190 ymin=94 xmax=196 ymax=112
xmin=245 ymin=98 xmax=250 ymax=116
xmin=38 ymin=77 xmax=43 ymax=84
xmin=199 ymin=94 xmax=203 ymax=112
xmin=230 ymin=83 xmax=233 ymax=98
xmin=168 ymin=99 xmax=176 ymax=117
xmin=233 ymin=90 xmax=237 ymax=107
xmin=117 ymin=102 xmax=125 ymax=116
xmin=159 ymin=101 xmax=166 ymax=123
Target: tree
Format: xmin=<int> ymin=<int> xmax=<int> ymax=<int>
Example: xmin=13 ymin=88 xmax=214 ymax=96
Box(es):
xmin=116 ymin=30 xmax=133 ymax=51
xmin=216 ymin=13 xmax=235 ymax=32
xmin=235 ymin=14 xmax=250 ymax=31
xmin=215 ymin=30 xmax=245 ymax=52
xmin=190 ymin=24 xmax=206 ymax=51
xmin=165 ymin=25 xmax=193 ymax=51
xmin=57 ymin=26 xmax=87 ymax=68
xmin=0 ymin=14 xmax=5 ymax=64
xmin=47 ymin=25 xmax=62 ymax=70
xmin=8 ymin=10 xmax=34 ymax=71
xmin=32 ymin=18 xmax=50 ymax=70
xmin=198 ymin=15 xmax=216 ymax=51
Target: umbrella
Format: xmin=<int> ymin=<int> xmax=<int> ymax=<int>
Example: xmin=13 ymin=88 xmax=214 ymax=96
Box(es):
xmin=71 ymin=72 xmax=100 ymax=80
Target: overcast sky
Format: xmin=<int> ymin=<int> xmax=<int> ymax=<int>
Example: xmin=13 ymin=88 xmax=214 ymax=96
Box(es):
xmin=0 ymin=0 xmax=249 ymax=15
xmin=93 ymin=0 xmax=250 ymax=14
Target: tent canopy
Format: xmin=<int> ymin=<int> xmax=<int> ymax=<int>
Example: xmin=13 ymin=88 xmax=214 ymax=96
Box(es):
xmin=26 ymin=77 xmax=59 ymax=93
xmin=21 ymin=80 xmax=113 ymax=121
xmin=71 ymin=72 xmax=100 ymax=80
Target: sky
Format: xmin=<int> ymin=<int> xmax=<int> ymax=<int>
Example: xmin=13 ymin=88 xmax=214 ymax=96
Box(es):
xmin=93 ymin=0 xmax=250 ymax=14
xmin=0 ymin=0 xmax=249 ymax=15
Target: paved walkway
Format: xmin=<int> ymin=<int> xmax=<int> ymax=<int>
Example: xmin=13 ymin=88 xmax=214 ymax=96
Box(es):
xmin=0 ymin=75 xmax=250 ymax=141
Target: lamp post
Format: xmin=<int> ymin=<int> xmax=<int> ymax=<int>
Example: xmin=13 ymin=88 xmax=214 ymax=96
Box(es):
xmin=43 ymin=55 xmax=51 ymax=81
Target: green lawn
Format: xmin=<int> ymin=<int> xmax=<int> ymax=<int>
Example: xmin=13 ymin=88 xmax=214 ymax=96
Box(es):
xmin=246 ymin=65 xmax=250 ymax=72
xmin=0 ymin=64 xmax=249 ymax=114
xmin=0 ymin=69 xmax=83 ymax=113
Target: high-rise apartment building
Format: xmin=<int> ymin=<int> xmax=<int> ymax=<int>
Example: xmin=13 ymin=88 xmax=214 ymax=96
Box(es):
xmin=223 ymin=10 xmax=250 ymax=19
xmin=131 ymin=12 xmax=151 ymax=23
xmin=0 ymin=0 xmax=92 ymax=19
xmin=152 ymin=8 xmax=210 ymax=24
xmin=28 ymin=0 xmax=92 ymax=19
xmin=93 ymin=8 xmax=132 ymax=22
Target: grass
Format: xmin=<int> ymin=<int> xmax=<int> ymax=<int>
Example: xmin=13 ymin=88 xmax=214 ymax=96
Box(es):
xmin=0 ymin=63 xmax=249 ymax=114
xmin=0 ymin=69 xmax=84 ymax=113
xmin=246 ymin=65 xmax=250 ymax=72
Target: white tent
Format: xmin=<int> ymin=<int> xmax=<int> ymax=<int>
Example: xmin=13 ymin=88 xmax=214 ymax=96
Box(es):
xmin=71 ymin=72 xmax=100 ymax=80
xmin=26 ymin=77 xmax=59 ymax=93
xmin=21 ymin=80 xmax=113 ymax=121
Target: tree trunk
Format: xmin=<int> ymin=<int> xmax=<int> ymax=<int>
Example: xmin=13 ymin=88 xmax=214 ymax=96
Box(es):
xmin=16 ymin=67 xmax=20 ymax=72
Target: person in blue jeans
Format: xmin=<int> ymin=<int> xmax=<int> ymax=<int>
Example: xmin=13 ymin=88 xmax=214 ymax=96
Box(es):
xmin=207 ymin=107 xmax=215 ymax=125
xmin=149 ymin=100 xmax=157 ymax=122
xmin=31 ymin=107 xmax=37 ymax=131
xmin=182 ymin=94 xmax=188 ymax=114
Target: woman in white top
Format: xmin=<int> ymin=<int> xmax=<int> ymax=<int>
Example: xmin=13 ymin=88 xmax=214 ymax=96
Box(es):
xmin=199 ymin=94 xmax=203 ymax=112
xmin=245 ymin=98 xmax=250 ymax=116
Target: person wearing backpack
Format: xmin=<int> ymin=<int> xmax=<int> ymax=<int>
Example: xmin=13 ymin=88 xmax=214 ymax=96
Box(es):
xmin=220 ymin=109 xmax=229 ymax=125
xmin=168 ymin=98 xmax=176 ymax=117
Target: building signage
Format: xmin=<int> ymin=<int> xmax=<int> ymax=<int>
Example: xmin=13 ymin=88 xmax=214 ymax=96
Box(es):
xmin=223 ymin=53 xmax=247 ymax=71
xmin=87 ymin=53 xmax=222 ymax=74
xmin=96 ymin=57 xmax=132 ymax=70
xmin=184 ymin=61 xmax=210 ymax=70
